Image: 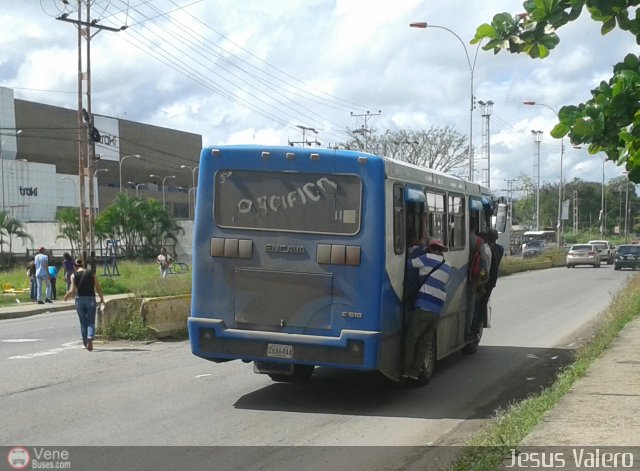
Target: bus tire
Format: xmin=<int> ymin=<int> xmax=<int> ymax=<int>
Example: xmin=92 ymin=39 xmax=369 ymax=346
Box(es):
xmin=268 ymin=364 xmax=315 ymax=383
xmin=415 ymin=331 xmax=437 ymax=386
xmin=462 ymin=326 xmax=483 ymax=355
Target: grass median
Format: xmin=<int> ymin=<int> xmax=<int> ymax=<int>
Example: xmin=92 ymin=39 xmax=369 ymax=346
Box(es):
xmin=0 ymin=260 xmax=192 ymax=307
xmin=450 ymin=273 xmax=640 ymax=471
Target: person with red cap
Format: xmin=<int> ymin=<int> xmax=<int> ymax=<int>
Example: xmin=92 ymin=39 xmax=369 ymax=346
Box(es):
xmin=403 ymin=237 xmax=451 ymax=383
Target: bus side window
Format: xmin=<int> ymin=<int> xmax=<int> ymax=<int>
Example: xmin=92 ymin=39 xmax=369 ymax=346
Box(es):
xmin=406 ymin=201 xmax=423 ymax=246
xmin=393 ymin=184 xmax=405 ymax=255
xmin=448 ymin=194 xmax=466 ymax=250
xmin=426 ymin=191 xmax=445 ymax=242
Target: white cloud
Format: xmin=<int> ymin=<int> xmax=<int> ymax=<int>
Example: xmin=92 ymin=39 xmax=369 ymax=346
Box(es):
xmin=0 ymin=0 xmax=636 ymax=191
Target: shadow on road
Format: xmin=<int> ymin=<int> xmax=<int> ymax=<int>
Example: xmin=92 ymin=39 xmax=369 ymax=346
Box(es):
xmin=233 ymin=345 xmax=573 ymax=420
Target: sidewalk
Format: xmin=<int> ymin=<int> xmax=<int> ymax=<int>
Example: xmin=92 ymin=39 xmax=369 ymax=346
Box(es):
xmin=0 ymin=298 xmax=75 ymax=320
xmin=0 ymin=294 xmax=131 ymax=320
xmin=520 ymin=316 xmax=640 ymax=446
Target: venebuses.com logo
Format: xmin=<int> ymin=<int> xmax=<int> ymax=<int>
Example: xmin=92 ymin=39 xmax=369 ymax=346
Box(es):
xmin=7 ymin=447 xmax=30 ymax=470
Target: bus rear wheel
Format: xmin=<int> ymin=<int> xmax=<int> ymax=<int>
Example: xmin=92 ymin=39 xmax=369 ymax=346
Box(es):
xmin=415 ymin=332 xmax=437 ymax=386
xmin=268 ymin=364 xmax=315 ymax=383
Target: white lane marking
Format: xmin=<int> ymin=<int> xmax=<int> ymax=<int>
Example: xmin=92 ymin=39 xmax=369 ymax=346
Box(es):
xmin=195 ymin=374 xmax=212 ymax=378
xmin=8 ymin=340 xmax=84 ymax=360
xmin=2 ymin=339 xmax=43 ymax=343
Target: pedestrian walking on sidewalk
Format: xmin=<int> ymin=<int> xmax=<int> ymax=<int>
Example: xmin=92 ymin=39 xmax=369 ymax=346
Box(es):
xmin=48 ymin=264 xmax=59 ymax=300
xmin=62 ymin=252 xmax=75 ymax=291
xmin=34 ymin=247 xmax=52 ymax=304
xmin=63 ymin=259 xmax=105 ymax=352
xmin=26 ymin=259 xmax=37 ymax=302
xmin=157 ymin=247 xmax=172 ymax=279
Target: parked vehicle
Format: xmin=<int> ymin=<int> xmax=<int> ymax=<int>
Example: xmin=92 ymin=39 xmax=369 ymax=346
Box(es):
xmin=588 ymin=240 xmax=615 ymax=264
xmin=522 ymin=240 xmax=549 ymax=258
xmin=566 ymin=244 xmax=601 ymax=268
xmin=614 ymin=244 xmax=640 ymax=270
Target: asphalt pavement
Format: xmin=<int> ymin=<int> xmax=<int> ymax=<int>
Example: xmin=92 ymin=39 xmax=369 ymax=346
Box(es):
xmin=2 ymin=297 xmax=639 ymax=451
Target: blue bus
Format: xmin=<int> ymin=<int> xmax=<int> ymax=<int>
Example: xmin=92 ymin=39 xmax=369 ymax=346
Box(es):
xmin=188 ymin=145 xmax=497 ymax=384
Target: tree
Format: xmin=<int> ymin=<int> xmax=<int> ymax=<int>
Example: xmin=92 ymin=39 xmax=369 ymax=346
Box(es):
xmin=511 ymin=175 xmax=537 ymax=227
xmin=56 ymin=208 xmax=81 ymax=255
xmin=0 ymin=211 xmax=33 ymax=265
xmin=343 ymin=126 xmax=469 ymax=176
xmin=472 ymin=1 xmax=640 ymax=181
xmin=95 ymin=194 xmax=184 ymax=258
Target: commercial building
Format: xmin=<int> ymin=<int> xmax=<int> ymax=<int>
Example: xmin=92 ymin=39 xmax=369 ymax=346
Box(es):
xmin=0 ymin=86 xmax=202 ymax=222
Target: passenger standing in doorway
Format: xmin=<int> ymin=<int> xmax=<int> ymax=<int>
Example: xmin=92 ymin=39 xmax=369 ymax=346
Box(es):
xmin=34 ymin=247 xmax=52 ymax=304
xmin=475 ymin=229 xmax=504 ymax=334
xmin=64 ymin=259 xmax=105 ymax=351
xmin=403 ymin=239 xmax=451 ymax=382
xmin=466 ymin=218 xmax=487 ymax=341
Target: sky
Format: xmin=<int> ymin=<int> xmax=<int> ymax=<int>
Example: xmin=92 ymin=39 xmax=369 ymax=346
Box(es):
xmin=1 ymin=0 xmax=637 ymax=195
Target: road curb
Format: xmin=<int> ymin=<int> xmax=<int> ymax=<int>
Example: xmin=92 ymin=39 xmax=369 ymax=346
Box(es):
xmin=0 ymin=302 xmax=75 ymax=320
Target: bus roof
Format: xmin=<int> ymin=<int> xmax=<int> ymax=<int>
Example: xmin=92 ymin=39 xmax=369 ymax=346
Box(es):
xmin=202 ymin=144 xmax=491 ymax=197
xmin=523 ymin=230 xmax=555 ymax=235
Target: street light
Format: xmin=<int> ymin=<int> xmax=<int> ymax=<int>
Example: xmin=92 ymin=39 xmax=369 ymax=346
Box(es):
xmin=181 ymin=164 xmax=199 ymax=219
xmin=119 ymin=154 xmax=141 ymax=193
xmin=478 ymin=100 xmax=494 ymax=189
xmin=600 ymin=154 xmax=606 ymax=238
xmin=524 ymin=102 xmax=565 ymax=247
xmin=150 ymin=174 xmax=175 ymax=206
xmin=625 ymin=172 xmax=630 ymax=242
xmin=128 ymin=181 xmax=145 ymax=197
xmin=531 ymin=130 xmax=543 ymax=231
xmin=61 ymin=177 xmax=77 ymax=207
xmin=1 ymin=129 xmax=23 ymax=213
xmin=410 ymin=21 xmax=480 ymax=181
xmin=94 ymin=168 xmax=108 ymax=180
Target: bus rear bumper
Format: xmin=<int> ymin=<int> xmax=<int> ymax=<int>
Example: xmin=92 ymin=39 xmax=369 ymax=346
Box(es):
xmin=188 ymin=317 xmax=379 ymax=369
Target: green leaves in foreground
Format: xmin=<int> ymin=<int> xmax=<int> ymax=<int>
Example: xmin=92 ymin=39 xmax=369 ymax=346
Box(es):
xmin=473 ymin=1 xmax=640 ymax=182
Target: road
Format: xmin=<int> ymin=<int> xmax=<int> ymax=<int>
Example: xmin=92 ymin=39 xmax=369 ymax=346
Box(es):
xmin=0 ymin=265 xmax=630 ymax=470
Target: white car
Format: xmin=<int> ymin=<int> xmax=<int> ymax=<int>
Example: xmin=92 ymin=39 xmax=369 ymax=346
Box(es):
xmin=567 ymin=244 xmax=601 ymax=268
xmin=588 ymin=240 xmax=615 ymax=264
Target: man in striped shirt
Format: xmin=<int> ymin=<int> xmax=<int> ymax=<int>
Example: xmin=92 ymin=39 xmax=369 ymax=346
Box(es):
xmin=403 ymin=239 xmax=451 ymax=382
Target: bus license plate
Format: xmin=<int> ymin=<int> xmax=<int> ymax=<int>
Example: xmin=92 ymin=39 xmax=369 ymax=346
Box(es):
xmin=267 ymin=343 xmax=293 ymax=359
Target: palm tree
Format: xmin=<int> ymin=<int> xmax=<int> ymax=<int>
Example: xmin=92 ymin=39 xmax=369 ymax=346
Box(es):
xmin=56 ymin=208 xmax=80 ymax=255
xmin=0 ymin=212 xmax=33 ymax=265
xmin=95 ymin=193 xmax=183 ymax=258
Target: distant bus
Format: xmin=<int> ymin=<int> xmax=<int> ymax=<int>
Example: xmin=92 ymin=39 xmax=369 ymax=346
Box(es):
xmin=522 ymin=230 xmax=556 ymax=250
xmin=188 ymin=145 xmax=503 ymax=385
xmin=493 ymin=202 xmax=510 ymax=255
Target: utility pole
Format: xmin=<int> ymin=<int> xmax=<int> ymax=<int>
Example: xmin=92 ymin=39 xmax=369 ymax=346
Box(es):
xmin=288 ymin=125 xmax=320 ymax=147
xmin=625 ymin=174 xmax=630 ymax=242
xmin=56 ymin=1 xmax=126 ymax=268
xmin=350 ymin=110 xmax=381 ymax=153
xmin=531 ymin=130 xmax=543 ymax=230
xmin=478 ymin=100 xmax=493 ymax=189
xmin=503 ymin=178 xmax=520 ymax=225
xmin=573 ymin=190 xmax=579 ymax=234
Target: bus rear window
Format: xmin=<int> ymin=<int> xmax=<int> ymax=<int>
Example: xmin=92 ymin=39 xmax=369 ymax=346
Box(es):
xmin=214 ymin=170 xmax=362 ymax=235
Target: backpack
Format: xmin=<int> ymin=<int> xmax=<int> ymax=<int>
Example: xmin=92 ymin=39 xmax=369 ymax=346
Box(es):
xmin=470 ymin=237 xmax=486 ymax=279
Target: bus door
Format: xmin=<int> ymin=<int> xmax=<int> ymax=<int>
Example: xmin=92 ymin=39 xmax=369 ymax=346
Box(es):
xmin=402 ymin=187 xmax=427 ymax=320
